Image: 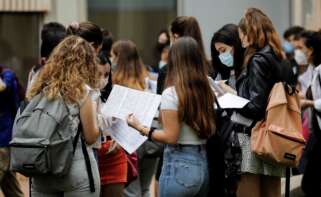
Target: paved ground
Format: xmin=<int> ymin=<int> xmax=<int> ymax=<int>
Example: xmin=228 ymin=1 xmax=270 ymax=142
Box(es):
xmin=0 ymin=174 xmax=305 ymax=197
xmin=281 ymin=175 xmax=305 ymax=197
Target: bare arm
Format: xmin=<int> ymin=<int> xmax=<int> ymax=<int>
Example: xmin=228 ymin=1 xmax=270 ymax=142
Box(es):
xmin=80 ymin=96 xmax=100 ymax=145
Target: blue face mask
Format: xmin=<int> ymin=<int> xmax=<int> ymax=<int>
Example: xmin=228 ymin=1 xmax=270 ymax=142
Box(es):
xmin=219 ymin=50 xmax=234 ymax=67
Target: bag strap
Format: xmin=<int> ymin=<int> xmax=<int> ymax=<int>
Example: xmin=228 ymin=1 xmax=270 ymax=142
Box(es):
xmin=72 ymin=122 xmax=82 ymax=154
xmin=78 ymin=123 xmax=96 ymax=193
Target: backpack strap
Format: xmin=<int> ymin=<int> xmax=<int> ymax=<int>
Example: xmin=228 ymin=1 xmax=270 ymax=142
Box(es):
xmin=81 ymin=137 xmax=95 ymax=192
xmin=72 ymin=123 xmax=81 ymax=154
xmin=77 ymin=122 xmax=96 ymax=193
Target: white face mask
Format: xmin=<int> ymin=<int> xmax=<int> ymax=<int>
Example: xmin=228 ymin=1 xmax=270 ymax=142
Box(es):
xmin=99 ymin=77 xmax=109 ymax=90
xmin=218 ymin=50 xmax=234 ymax=67
xmin=294 ymin=49 xmax=308 ymax=65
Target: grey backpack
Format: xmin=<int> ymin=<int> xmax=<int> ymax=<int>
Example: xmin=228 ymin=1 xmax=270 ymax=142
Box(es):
xmin=9 ymin=93 xmax=80 ymax=177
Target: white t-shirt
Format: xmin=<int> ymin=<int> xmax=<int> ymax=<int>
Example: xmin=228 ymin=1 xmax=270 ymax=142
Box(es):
xmin=160 ymin=87 xmax=206 ymax=145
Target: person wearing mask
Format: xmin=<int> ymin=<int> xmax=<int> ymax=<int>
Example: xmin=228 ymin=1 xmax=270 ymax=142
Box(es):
xmin=28 ymin=36 xmax=101 ymax=196
xmin=67 ymin=21 xmax=104 ymax=158
xmin=211 ymin=24 xmax=245 ymax=88
xmin=283 ymin=26 xmax=305 ymax=50
xmin=27 ymin=22 xmax=66 ymax=90
xmin=296 ymin=30 xmax=321 ymax=196
xmin=96 ymin=52 xmax=125 ymax=197
xmin=127 ymin=36 xmax=215 ymax=197
xmin=0 ymin=65 xmax=24 ymax=197
xmin=210 ymin=23 xmax=245 ymax=197
xmin=236 ymin=8 xmax=295 ymax=197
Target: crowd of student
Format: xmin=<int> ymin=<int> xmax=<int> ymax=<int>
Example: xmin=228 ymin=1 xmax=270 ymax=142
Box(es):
xmin=1 ymin=7 xmax=321 ymax=197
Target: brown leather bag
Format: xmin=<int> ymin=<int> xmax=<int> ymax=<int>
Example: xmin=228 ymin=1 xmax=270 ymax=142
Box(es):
xmin=251 ymin=82 xmax=305 ymax=167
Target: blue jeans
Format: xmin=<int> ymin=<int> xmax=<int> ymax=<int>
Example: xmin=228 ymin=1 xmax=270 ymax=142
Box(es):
xmin=159 ymin=144 xmax=209 ymax=197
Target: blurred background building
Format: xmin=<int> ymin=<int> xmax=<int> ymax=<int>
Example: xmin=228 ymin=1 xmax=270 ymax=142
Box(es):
xmin=0 ymin=0 xmax=320 ymax=85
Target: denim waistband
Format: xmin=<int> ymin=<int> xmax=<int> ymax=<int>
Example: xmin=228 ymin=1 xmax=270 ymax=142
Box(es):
xmin=166 ymin=144 xmax=206 ymax=152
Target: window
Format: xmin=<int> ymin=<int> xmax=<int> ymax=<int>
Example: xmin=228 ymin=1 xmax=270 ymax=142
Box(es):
xmin=88 ymin=0 xmax=176 ymax=67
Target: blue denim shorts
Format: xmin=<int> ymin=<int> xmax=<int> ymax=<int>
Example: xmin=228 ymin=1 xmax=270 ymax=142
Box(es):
xmin=159 ymin=144 xmax=209 ymax=197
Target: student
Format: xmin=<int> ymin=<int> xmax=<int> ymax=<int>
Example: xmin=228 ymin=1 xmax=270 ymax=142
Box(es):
xmin=211 ymin=23 xmax=245 ymax=88
xmin=210 ymin=23 xmax=245 ymax=197
xmin=0 ymin=65 xmax=24 ymax=197
xmin=27 ymin=22 xmax=66 ymax=90
xmin=236 ymin=8 xmax=294 ymax=197
xmin=27 ymin=36 xmax=101 ymax=196
xmin=127 ymin=37 xmax=215 ymax=197
xmin=96 ymin=52 xmax=127 ymax=197
xmin=153 ymin=29 xmax=170 ymax=73
xmin=297 ymin=30 xmax=321 ymax=196
xmin=157 ymin=16 xmax=209 ymax=94
xmin=67 ymin=21 xmax=103 ymax=54
xmin=283 ymin=26 xmax=305 ymax=50
xmin=101 ymin=29 xmax=114 ymax=59
xmin=67 ymin=21 xmax=104 ymax=157
xmin=110 ymin=40 xmax=156 ymax=197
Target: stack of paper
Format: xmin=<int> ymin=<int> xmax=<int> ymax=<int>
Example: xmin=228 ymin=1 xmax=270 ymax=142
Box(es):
xmin=101 ymin=85 xmax=161 ymax=154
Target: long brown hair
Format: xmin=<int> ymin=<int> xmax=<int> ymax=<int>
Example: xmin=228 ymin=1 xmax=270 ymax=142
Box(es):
xmin=27 ymin=36 xmax=99 ymax=104
xmin=239 ymin=8 xmax=283 ymax=66
xmin=112 ymin=40 xmax=148 ymax=90
xmin=167 ymin=37 xmax=216 ymax=139
xmin=170 ymin=16 xmax=211 ymax=73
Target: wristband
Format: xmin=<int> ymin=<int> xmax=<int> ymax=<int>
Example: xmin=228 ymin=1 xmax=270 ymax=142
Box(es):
xmin=148 ymin=127 xmax=156 ymax=141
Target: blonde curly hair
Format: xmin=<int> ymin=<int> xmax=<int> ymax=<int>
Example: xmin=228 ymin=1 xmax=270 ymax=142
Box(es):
xmin=27 ymin=35 xmax=99 ymax=104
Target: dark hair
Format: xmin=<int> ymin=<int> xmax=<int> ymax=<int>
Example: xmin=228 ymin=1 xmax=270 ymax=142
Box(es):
xmin=171 ymin=16 xmax=206 ymax=57
xmin=40 ymin=22 xmax=66 ymax=59
xmin=170 ymin=16 xmax=210 ymax=73
xmin=301 ymin=30 xmax=321 ymax=66
xmin=67 ymin=22 xmax=103 ymax=49
xmin=154 ymin=29 xmax=170 ymax=64
xmin=211 ymin=24 xmax=244 ymax=79
xmin=101 ymin=29 xmax=113 ymax=58
xmin=167 ymin=37 xmax=216 ymax=139
xmin=283 ymin=26 xmax=305 ymax=40
xmin=98 ymin=51 xmax=112 ymax=102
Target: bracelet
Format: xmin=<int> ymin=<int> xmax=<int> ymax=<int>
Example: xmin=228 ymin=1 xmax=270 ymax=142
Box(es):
xmin=148 ymin=127 xmax=156 ymax=141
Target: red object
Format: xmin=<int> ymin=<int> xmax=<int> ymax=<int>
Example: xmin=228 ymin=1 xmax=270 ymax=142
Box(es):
xmin=302 ymin=111 xmax=310 ymax=141
xmin=126 ymin=152 xmax=138 ymax=186
xmin=98 ymin=141 xmax=128 ymax=185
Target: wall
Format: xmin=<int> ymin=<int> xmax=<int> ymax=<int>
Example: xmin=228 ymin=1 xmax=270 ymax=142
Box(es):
xmin=178 ymin=0 xmax=291 ymax=58
xmin=44 ymin=0 xmax=87 ymax=25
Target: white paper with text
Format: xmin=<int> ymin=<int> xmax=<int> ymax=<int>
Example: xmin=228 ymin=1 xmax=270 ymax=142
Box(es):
xmin=101 ymin=85 xmax=161 ymax=153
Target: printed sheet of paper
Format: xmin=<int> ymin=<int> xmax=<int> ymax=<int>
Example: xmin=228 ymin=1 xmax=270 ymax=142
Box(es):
xmin=208 ymin=78 xmax=249 ymax=109
xmin=101 ymin=85 xmax=161 ymax=153
xmin=108 ymin=119 xmax=147 ymax=154
xmin=217 ymin=93 xmax=249 ymax=109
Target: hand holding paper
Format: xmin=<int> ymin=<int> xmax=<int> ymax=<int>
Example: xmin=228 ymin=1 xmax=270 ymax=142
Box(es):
xmin=100 ymin=85 xmax=161 ymax=153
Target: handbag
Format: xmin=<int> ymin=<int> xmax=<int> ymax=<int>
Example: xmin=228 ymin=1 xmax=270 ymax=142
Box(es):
xmin=251 ymin=82 xmax=305 ymax=167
